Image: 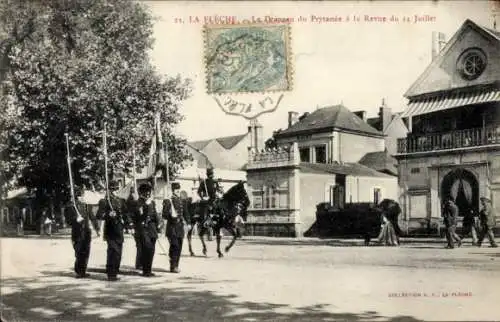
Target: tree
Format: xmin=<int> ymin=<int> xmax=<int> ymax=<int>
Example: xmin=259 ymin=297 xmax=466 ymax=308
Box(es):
xmin=265 ymin=129 xmax=282 ymax=150
xmin=0 ymin=0 xmax=193 ymax=210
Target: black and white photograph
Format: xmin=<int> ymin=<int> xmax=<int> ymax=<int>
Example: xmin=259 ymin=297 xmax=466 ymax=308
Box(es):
xmin=1 ymin=0 xmax=499 ymax=321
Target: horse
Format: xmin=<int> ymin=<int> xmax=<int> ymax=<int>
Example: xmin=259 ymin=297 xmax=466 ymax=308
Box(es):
xmin=186 ymin=181 xmax=250 ymax=258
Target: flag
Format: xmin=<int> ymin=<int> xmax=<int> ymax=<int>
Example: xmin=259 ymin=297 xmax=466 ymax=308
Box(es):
xmin=146 ymin=112 xmax=166 ymax=178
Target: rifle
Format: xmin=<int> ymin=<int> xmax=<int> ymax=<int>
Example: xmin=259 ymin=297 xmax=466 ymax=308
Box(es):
xmin=102 ymin=122 xmax=124 ymax=226
xmin=64 ymin=133 xmax=83 ymax=223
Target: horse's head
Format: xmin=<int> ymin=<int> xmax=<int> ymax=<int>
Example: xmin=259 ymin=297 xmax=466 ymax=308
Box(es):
xmin=377 ymin=199 xmax=401 ymax=218
xmin=223 ymin=181 xmax=250 ymax=214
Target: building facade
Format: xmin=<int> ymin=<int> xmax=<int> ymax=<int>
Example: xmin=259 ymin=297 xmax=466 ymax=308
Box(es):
xmin=395 ymin=20 xmax=500 ymax=234
xmin=245 ymin=143 xmax=398 ymax=237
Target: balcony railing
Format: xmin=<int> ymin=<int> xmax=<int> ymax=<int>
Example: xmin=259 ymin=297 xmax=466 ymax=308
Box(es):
xmin=397 ymin=124 xmax=500 ymax=154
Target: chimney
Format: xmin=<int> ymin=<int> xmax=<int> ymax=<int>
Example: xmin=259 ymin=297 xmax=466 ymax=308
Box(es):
xmin=288 ymin=111 xmax=299 ymax=128
xmin=379 ymin=98 xmax=392 ymax=132
xmin=249 ymin=119 xmax=264 ymax=152
xmin=353 ymin=111 xmax=367 ymax=122
xmin=431 ymin=31 xmax=446 ymax=60
xmin=247 ymin=121 xmax=254 ymax=152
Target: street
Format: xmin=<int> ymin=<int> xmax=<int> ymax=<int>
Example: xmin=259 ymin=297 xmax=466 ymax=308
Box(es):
xmin=1 ymin=235 xmax=500 ymax=321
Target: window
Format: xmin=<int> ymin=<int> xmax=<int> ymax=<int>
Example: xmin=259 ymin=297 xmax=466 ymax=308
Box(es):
xmin=457 ymin=48 xmax=487 ymax=81
xmin=252 ymin=180 xmax=289 ymax=209
xmin=299 ymin=147 xmax=310 ymax=162
xmin=315 ymin=145 xmax=326 ymax=164
xmin=373 ymin=188 xmax=382 ymax=205
xmin=329 ymin=185 xmax=345 ymax=209
xmin=252 ymin=185 xmax=264 ymax=209
xmin=410 ymin=168 xmax=420 ymax=174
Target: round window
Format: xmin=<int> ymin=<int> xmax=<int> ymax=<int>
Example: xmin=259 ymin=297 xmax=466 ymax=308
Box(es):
xmin=457 ymin=48 xmax=487 ymax=80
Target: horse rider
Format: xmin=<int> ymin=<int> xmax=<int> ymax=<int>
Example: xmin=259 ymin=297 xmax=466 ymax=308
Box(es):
xmin=129 ymin=183 xmax=160 ymax=277
xmin=477 ymin=197 xmax=498 ymax=248
xmin=198 ymin=168 xmax=223 ymax=237
xmin=70 ymin=186 xmax=100 ymax=278
xmin=163 ymin=182 xmax=191 ymax=273
xmin=96 ymin=180 xmax=129 ymax=281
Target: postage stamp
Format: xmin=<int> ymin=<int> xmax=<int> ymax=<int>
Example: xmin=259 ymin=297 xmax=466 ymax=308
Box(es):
xmin=204 ymin=23 xmax=292 ymax=95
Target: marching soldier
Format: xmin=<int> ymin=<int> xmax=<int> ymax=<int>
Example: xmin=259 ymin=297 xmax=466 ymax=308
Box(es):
xmin=477 ymin=197 xmax=498 ymax=248
xmin=129 ymin=183 xmax=160 ymax=277
xmin=69 ymin=186 xmax=100 ymax=278
xmin=126 ymin=186 xmax=143 ymax=270
xmin=96 ymin=180 xmax=129 ymax=281
xmin=163 ymin=182 xmax=191 ymax=273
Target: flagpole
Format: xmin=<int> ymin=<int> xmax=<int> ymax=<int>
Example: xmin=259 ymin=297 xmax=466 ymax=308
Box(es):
xmin=164 ymin=136 xmax=170 ymax=199
xmin=103 ymin=122 xmax=114 ymax=213
xmin=65 ymin=133 xmax=83 ymax=222
xmin=132 ymin=141 xmax=138 ymax=194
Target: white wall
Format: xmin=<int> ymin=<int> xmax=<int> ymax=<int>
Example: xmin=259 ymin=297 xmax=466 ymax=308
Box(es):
xmin=345 ymin=175 xmax=398 ymax=204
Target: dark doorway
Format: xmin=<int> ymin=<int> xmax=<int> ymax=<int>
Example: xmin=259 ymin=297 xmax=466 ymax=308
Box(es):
xmin=441 ymin=168 xmax=479 ymax=217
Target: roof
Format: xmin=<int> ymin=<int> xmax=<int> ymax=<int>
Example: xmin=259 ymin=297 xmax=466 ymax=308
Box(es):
xmin=299 ymin=162 xmax=393 ymax=178
xmin=189 ymin=139 xmax=212 ymax=151
xmin=184 ymin=143 xmax=214 ymax=169
xmin=276 ymin=105 xmax=383 ymax=138
xmin=358 ymin=151 xmax=398 ymax=176
xmin=405 ymin=19 xmax=500 ymax=98
xmin=401 ymin=86 xmax=500 ymax=118
xmin=189 ymin=133 xmax=247 ymax=151
xmin=216 ymin=134 xmax=247 ymax=149
xmin=484 ymin=26 xmax=500 ymax=40
xmin=366 ymin=117 xmax=381 ymax=131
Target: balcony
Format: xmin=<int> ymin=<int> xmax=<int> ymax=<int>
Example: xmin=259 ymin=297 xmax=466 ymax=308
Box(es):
xmin=397 ymin=124 xmax=500 ymax=154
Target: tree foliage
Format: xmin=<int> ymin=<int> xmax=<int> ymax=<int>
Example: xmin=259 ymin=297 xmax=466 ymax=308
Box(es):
xmin=0 ymin=0 xmax=193 ymax=205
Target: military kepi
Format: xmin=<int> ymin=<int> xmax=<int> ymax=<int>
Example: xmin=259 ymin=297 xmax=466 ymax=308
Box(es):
xmin=171 ymin=182 xmax=180 ymax=190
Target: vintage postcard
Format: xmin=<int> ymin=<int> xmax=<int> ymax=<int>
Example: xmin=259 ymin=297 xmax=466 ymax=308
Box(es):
xmin=1 ymin=0 xmax=499 ymax=321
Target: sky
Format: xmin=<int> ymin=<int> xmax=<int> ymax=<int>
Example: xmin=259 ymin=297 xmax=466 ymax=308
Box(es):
xmin=144 ymin=0 xmax=496 ymax=142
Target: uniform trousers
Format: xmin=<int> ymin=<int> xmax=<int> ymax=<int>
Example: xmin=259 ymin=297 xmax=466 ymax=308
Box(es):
xmin=168 ymin=235 xmax=183 ymax=269
xmin=72 ymin=229 xmax=91 ymax=276
xmin=106 ymin=239 xmax=123 ymax=277
xmin=134 ymin=234 xmax=143 ymax=269
xmin=140 ymin=235 xmax=156 ymax=274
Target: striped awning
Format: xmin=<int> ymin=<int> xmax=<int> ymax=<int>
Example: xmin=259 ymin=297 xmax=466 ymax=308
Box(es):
xmin=401 ymin=88 xmax=500 ymax=118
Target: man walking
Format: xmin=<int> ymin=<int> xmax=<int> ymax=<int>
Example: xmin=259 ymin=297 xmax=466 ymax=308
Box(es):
xmin=126 ymin=187 xmax=143 ymax=270
xmin=96 ymin=180 xmax=128 ymax=281
xmin=163 ymin=182 xmax=191 ymax=273
xmin=477 ymin=197 xmax=498 ymax=248
xmin=70 ymin=186 xmax=100 ymax=278
xmin=130 ymin=183 xmax=160 ymax=277
xmin=461 ymin=207 xmax=479 ymax=246
xmin=442 ymin=197 xmax=462 ymax=249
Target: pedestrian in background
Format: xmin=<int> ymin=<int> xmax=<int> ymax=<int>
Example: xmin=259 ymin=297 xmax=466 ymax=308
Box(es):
xmin=461 ymin=207 xmax=479 ymax=246
xmin=477 ymin=197 xmax=498 ymax=248
xmin=442 ymin=197 xmax=462 ymax=249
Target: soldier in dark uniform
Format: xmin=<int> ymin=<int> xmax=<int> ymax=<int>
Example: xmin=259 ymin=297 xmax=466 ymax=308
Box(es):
xmin=163 ymin=182 xmax=191 ymax=273
xmin=69 ymin=186 xmax=100 ymax=278
xmin=129 ymin=183 xmax=160 ymax=277
xmin=96 ymin=180 xmax=129 ymax=281
xmin=198 ymin=168 xmax=222 ymax=239
xmin=126 ymin=186 xmax=143 ymax=270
